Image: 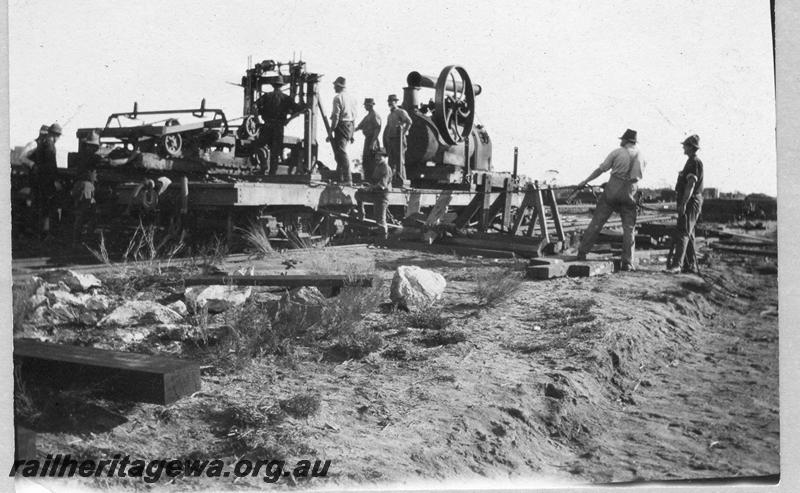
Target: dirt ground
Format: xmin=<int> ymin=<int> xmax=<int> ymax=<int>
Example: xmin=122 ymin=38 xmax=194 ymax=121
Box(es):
xmin=15 ymin=227 xmax=779 ymax=490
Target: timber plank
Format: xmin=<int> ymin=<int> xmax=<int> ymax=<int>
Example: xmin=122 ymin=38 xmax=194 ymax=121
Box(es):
xmin=526 ymin=263 xmax=568 ymax=280
xmin=567 ymin=261 xmax=615 ymax=277
xmin=14 ymin=340 xmax=201 ymax=405
xmin=184 ymin=274 xmax=374 ymax=287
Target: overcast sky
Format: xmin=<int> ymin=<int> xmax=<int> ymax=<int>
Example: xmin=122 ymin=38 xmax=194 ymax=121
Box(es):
xmin=8 ymin=0 xmax=776 ymax=194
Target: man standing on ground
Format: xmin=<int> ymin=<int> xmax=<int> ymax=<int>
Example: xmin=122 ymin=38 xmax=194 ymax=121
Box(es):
xmin=33 ymin=123 xmax=62 ymax=239
xmin=575 ymin=129 xmax=644 ymax=271
xmin=254 ymin=75 xmax=305 ymax=175
xmin=354 ymin=148 xmax=392 ymax=236
xmin=383 ymin=94 xmax=412 ymax=187
xmin=330 ymin=76 xmax=357 ymax=185
xmin=667 ymin=134 xmax=704 ymax=274
xmin=355 ymin=98 xmax=382 ymax=181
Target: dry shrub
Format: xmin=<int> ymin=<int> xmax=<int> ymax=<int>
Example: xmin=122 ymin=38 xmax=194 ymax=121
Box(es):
xmin=402 ymin=304 xmax=451 ymax=330
xmin=418 ymin=329 xmax=467 ymax=347
xmin=12 ymin=281 xmax=37 ymax=333
xmin=279 ymin=393 xmax=321 ymax=418
xmin=473 ymin=268 xmax=523 ymax=307
xmin=238 ymin=220 xmax=274 ymax=258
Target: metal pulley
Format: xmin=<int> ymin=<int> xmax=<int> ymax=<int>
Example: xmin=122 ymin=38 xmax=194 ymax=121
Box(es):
xmin=431 ymin=65 xmax=476 ymax=146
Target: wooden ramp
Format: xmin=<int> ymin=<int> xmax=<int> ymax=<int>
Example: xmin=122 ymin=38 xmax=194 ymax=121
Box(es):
xmin=14 ymin=339 xmax=201 ymax=405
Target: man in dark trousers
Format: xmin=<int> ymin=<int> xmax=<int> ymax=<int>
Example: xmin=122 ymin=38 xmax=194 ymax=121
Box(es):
xmin=355 ymin=148 xmax=393 ymax=235
xmin=254 ymin=75 xmax=304 ymax=175
xmin=33 ymin=122 xmax=62 ymax=239
xmin=330 ymin=76 xmax=358 ymax=185
xmin=383 ymin=94 xmax=412 ymax=186
xmin=575 ymin=129 xmax=645 ymax=271
xmin=667 ymin=134 xmax=704 ymax=274
xmin=355 ymin=98 xmax=382 ymax=181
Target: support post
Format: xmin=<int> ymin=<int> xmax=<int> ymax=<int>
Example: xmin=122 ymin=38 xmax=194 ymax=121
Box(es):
xmin=513 ymin=147 xmax=519 ymax=179
xmin=479 ymin=174 xmax=493 ymax=232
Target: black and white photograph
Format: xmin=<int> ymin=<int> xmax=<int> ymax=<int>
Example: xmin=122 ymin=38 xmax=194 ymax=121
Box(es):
xmin=4 ymin=0 xmax=788 ymax=491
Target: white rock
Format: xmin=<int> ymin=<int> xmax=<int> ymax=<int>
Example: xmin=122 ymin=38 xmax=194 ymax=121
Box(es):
xmin=167 ymin=300 xmax=188 ymax=316
xmin=185 ymin=285 xmax=252 ymax=314
xmin=390 ymin=266 xmax=446 ymax=309
xmin=28 ymin=294 xmax=49 ymax=309
xmin=64 ymin=270 xmax=102 ymax=291
xmin=99 ymin=300 xmax=184 ymax=327
xmin=279 ymin=287 xmax=326 ymax=325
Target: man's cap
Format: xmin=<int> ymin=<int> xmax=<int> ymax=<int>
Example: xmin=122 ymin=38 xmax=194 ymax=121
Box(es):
xmin=270 ymin=75 xmax=286 ymax=86
xmin=39 ymin=124 xmax=49 ymax=135
xmin=49 ymin=123 xmax=63 ymax=135
xmin=619 ymin=128 xmax=637 ymax=143
xmin=681 ymin=134 xmax=700 ymax=149
xmin=387 ymin=94 xmax=399 ymax=102
xmin=374 ymin=147 xmax=388 ymax=157
xmin=333 ymin=76 xmax=346 ymax=88
xmin=85 ymin=131 xmax=100 ymax=146
xmin=364 ymin=98 xmax=375 ymax=105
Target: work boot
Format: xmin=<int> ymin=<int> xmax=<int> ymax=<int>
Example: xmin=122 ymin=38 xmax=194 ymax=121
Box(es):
xmin=620 ymin=263 xmax=636 ymax=272
xmin=664 ymin=266 xmax=682 ymax=274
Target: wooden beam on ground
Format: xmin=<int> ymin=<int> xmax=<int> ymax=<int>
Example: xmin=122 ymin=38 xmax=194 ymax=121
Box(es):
xmin=14 ymin=339 xmax=201 ymax=405
xmin=567 ymin=261 xmax=615 ymax=277
xmin=709 ymin=243 xmax=777 ymax=257
xmin=440 ymin=237 xmax=540 ymax=258
xmin=526 ymin=259 xmax=568 ymax=280
xmin=184 ymin=274 xmax=374 ymax=287
xmin=376 ymin=239 xmax=517 ymax=258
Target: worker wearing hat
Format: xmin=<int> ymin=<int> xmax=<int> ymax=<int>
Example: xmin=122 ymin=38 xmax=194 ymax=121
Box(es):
xmin=330 ymin=76 xmax=358 ymax=184
xmin=355 ymin=97 xmax=382 ymax=181
xmin=18 ymin=124 xmax=51 ymax=169
xmin=383 ymin=94 xmax=412 ymax=187
xmin=667 ymin=134 xmax=704 ymax=274
xmin=31 ymin=122 xmax=63 ymax=238
xmin=355 ymin=147 xmax=393 ymax=235
xmin=254 ymin=75 xmax=305 ymax=175
xmin=575 ymin=128 xmax=646 ymax=271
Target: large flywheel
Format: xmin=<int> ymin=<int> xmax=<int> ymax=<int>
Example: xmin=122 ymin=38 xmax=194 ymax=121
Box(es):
xmin=432 ymin=65 xmax=475 ymax=146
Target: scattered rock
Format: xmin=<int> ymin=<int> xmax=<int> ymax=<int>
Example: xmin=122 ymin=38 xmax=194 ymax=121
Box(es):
xmin=40 ymin=270 xmax=102 ymax=292
xmin=28 ymin=294 xmax=48 ymax=309
xmin=280 ymin=287 xmax=326 ymax=325
xmin=167 ymin=300 xmax=188 ymax=316
xmin=544 ymin=383 xmax=566 ymax=399
xmin=390 ymin=266 xmax=446 ymax=309
xmin=185 ymin=285 xmax=252 ymax=314
xmin=154 ymin=324 xmax=194 ymax=341
xmin=99 ymin=301 xmax=184 ymax=327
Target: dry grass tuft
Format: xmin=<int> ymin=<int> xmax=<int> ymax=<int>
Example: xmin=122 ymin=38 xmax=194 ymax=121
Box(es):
xmin=12 ymin=281 xmax=38 ymax=333
xmin=473 ymin=268 xmax=524 ymax=307
xmin=279 ymin=393 xmax=321 ymax=418
xmin=401 ymin=304 xmax=451 ymax=330
xmin=238 ymin=221 xmax=274 ymax=258
xmin=418 ymin=329 xmax=467 ymax=347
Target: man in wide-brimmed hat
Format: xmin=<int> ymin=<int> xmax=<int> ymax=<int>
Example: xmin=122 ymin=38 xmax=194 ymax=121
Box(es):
xmin=254 ymin=74 xmax=304 ymax=175
xmin=330 ymin=76 xmax=358 ymax=184
xmin=355 ymin=98 xmax=382 ymax=181
xmin=383 ymin=94 xmax=413 ymax=186
xmin=355 ymin=147 xmax=393 ymax=235
xmin=575 ymin=128 xmax=645 ymax=271
xmin=666 ymin=134 xmax=704 ymax=274
xmin=32 ymin=122 xmax=63 ymax=238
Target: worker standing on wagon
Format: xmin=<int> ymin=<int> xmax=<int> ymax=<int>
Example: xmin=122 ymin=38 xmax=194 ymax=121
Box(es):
xmin=355 ymin=98 xmax=382 ymax=182
xmin=70 ymin=162 xmax=98 ymax=247
xmin=666 ymin=134 xmax=704 ymax=274
xmin=330 ymin=76 xmax=358 ymax=185
xmin=254 ymin=75 xmax=304 ymax=175
xmin=355 ymin=148 xmax=392 ymax=236
xmin=575 ymin=129 xmax=644 ymax=271
xmin=383 ymin=94 xmax=412 ymax=187
xmin=32 ymin=123 xmax=63 ymax=239
xmin=18 ymin=125 xmax=50 ymax=169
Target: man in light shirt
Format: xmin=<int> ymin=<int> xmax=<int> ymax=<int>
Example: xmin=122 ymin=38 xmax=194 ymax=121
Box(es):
xmin=382 ymin=94 xmax=413 ymax=186
xmin=575 ymin=128 xmax=645 ymax=271
xmin=330 ymin=76 xmax=358 ymax=185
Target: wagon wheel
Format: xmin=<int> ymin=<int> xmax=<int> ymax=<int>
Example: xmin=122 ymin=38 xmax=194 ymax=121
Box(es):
xmin=242 ymin=115 xmax=260 ymax=139
xmin=432 ymin=65 xmax=475 ymax=146
xmin=161 ymin=133 xmax=183 ymax=157
xmin=161 ymin=118 xmax=183 ymax=157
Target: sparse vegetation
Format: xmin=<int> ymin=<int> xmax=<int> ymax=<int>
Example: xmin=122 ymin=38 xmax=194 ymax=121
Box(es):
xmin=238 ymin=220 xmax=274 ymax=258
xmin=417 ymin=329 xmax=467 ymax=347
xmin=401 ymin=304 xmax=451 ymax=330
xmin=12 ymin=281 xmax=38 ymax=333
xmin=473 ymin=268 xmax=523 ymax=307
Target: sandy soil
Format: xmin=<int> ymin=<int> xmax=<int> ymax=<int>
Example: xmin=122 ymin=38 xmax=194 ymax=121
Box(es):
xmin=18 ymin=234 xmax=779 ymax=490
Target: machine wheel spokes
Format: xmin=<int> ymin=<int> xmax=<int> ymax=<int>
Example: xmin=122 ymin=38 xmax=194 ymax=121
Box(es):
xmin=162 ymin=133 xmax=183 ymax=157
xmin=433 ymin=65 xmax=475 ymax=146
